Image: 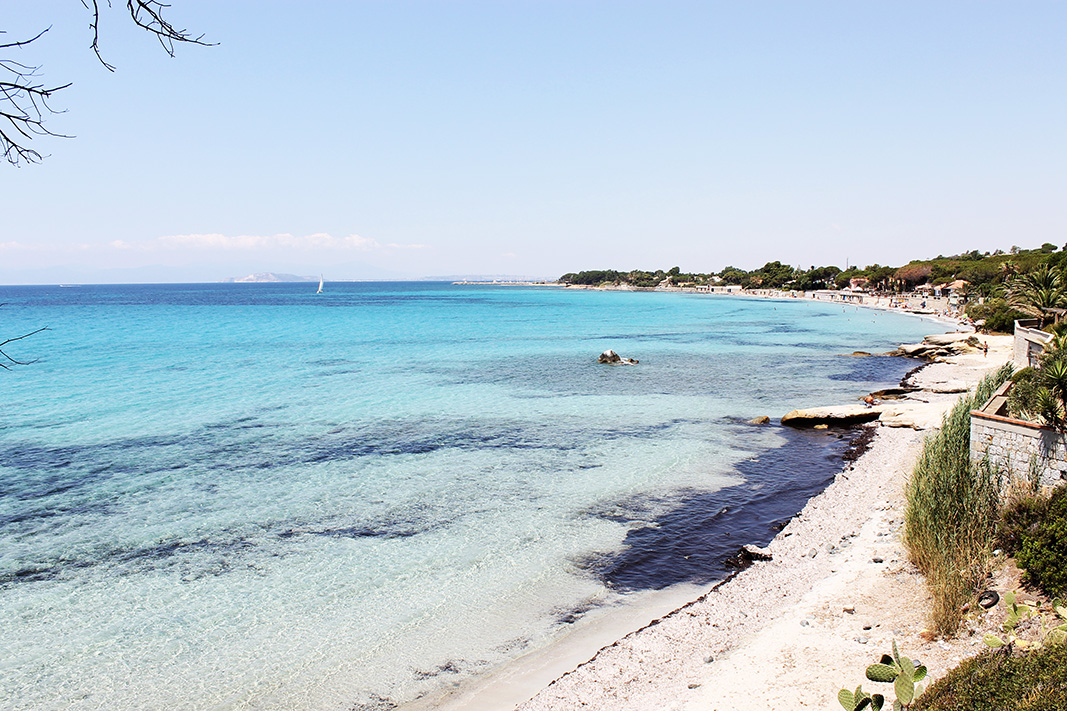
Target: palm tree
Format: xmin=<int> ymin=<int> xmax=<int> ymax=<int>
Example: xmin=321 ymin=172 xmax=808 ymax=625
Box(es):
xmin=1006 ymin=265 xmax=1067 ymax=327
xmin=998 ymin=259 xmax=1019 ymax=283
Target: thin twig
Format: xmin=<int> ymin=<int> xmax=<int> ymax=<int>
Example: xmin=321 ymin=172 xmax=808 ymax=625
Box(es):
xmin=0 ymin=326 xmax=49 ymax=368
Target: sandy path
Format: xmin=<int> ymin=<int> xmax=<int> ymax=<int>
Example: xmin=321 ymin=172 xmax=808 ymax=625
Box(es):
xmin=516 ymin=336 xmax=1013 ymax=711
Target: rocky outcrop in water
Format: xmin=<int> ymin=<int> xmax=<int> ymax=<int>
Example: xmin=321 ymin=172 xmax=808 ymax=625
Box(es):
xmin=598 ymin=350 xmax=639 ymax=365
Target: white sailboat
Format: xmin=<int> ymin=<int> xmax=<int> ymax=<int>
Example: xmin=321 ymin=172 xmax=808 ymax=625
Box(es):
xmin=316 ymin=274 xmax=324 ymax=294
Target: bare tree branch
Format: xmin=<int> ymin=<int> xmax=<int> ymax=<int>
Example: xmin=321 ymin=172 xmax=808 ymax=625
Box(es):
xmin=0 ymin=28 xmax=51 ymax=51
xmin=126 ymin=1 xmax=212 ymax=57
xmin=0 ymin=326 xmax=49 ymax=369
xmin=82 ymin=1 xmax=214 ymax=70
xmin=1 ymin=3 xmax=212 ymax=165
xmin=0 ymin=28 xmax=71 ymax=166
xmin=84 ymin=0 xmax=116 ymax=71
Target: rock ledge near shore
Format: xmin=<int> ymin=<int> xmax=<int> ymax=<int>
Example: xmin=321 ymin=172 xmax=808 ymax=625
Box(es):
xmin=781 ymin=405 xmax=884 ymax=427
xmin=889 ymin=332 xmax=983 ymax=361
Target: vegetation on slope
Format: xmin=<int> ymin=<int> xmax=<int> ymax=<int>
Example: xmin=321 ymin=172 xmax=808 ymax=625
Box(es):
xmin=902 ymin=364 xmax=1014 ymax=637
xmin=912 ymin=645 xmax=1067 ymax=711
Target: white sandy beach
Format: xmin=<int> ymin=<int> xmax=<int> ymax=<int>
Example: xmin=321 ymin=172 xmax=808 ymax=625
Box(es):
xmin=415 ymin=325 xmax=1014 ymax=711
xmin=512 ymin=337 xmax=1013 ymax=711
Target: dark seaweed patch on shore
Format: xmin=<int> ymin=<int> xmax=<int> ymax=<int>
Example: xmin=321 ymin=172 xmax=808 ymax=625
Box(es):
xmin=901 ymin=361 xmax=932 ymax=389
xmin=577 ymin=425 xmax=866 ymax=592
xmin=842 ymin=424 xmax=878 ymax=462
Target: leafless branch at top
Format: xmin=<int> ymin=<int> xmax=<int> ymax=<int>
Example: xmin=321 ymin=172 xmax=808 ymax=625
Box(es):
xmin=1 ymin=2 xmax=212 ymax=165
xmin=0 ymin=27 xmax=71 ymax=166
xmin=82 ymin=0 xmax=214 ymax=70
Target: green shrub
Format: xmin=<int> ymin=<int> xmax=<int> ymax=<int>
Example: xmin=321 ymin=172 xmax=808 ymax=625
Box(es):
xmin=912 ymin=645 xmax=1067 ymax=711
xmin=1007 ymin=367 xmax=1042 ymax=420
xmin=903 ymin=364 xmax=1013 ymax=637
xmin=1017 ymin=485 xmax=1067 ymax=599
xmin=997 ymin=493 xmax=1051 ymax=554
xmin=1011 ymin=366 xmax=1036 ymax=383
xmin=1004 ymin=347 xmax=1067 ymax=428
xmin=967 ymin=298 xmax=1026 ymax=334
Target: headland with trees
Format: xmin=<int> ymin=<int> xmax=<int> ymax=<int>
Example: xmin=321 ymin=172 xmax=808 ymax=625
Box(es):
xmin=559 ymin=242 xmax=1067 ymax=334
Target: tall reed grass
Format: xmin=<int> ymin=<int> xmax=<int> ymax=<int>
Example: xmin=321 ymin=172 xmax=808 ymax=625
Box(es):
xmin=903 ymin=363 xmax=1014 ymax=637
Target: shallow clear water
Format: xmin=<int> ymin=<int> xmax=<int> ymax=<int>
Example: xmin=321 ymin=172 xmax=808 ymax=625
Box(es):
xmin=0 ymin=283 xmax=937 ymax=710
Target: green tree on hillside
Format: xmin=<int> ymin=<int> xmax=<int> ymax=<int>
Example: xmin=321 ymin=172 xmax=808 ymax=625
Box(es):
xmin=750 ymin=261 xmax=795 ymax=288
xmin=718 ymin=266 xmax=749 ymax=285
xmin=793 ymin=265 xmax=841 ymax=291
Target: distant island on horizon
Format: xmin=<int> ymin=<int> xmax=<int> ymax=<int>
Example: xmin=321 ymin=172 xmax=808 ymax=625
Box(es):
xmin=217 ymin=272 xmax=556 ymax=284
xmin=219 ymin=272 xmax=319 ymax=283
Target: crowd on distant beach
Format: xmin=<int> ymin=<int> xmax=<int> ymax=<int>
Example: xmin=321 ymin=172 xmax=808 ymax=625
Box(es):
xmin=732 ymin=288 xmax=973 ymax=328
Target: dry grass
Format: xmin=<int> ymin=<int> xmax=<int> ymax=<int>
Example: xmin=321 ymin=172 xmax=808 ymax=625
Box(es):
xmin=903 ymin=364 xmax=1013 ymax=637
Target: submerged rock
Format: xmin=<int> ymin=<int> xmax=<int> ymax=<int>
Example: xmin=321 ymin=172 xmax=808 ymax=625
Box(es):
xmin=598 ymin=349 xmax=639 ymax=365
xmin=747 ymin=415 xmax=771 ymax=425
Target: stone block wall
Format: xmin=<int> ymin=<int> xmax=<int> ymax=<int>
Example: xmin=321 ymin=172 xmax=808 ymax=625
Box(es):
xmin=971 ymin=381 xmax=1067 ymax=488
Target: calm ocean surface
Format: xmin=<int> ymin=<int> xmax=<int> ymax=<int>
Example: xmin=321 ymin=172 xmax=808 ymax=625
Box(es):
xmin=0 ymin=283 xmax=937 ymax=710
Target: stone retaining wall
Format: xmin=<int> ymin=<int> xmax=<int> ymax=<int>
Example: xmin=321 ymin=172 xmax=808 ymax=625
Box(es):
xmin=970 ymin=381 xmax=1067 ymax=488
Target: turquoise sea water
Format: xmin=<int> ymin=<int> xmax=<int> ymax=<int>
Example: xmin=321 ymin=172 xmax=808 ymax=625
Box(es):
xmin=0 ymin=283 xmax=938 ymax=710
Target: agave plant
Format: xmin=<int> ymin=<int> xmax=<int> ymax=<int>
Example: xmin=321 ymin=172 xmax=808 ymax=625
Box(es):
xmin=1035 ymin=387 xmax=1065 ymax=429
xmin=1025 ymin=349 xmax=1067 ymax=429
xmin=1007 ymin=265 xmax=1067 ymax=327
xmin=1043 ymin=357 xmax=1067 ymax=400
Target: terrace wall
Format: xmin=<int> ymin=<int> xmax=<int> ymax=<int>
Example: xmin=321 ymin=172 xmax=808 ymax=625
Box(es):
xmin=971 ymin=381 xmax=1067 ymax=488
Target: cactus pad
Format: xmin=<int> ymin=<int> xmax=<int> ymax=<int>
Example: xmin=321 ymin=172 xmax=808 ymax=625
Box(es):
xmin=865 ymin=663 xmax=898 ymax=683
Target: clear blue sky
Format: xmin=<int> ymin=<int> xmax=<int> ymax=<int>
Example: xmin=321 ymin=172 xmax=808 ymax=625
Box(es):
xmin=2 ymin=1 xmax=1065 ymax=283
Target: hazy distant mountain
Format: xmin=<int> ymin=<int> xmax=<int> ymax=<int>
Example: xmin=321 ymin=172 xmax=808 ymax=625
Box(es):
xmin=220 ymin=272 xmax=317 ymax=283
xmin=421 ymin=274 xmax=553 ymax=282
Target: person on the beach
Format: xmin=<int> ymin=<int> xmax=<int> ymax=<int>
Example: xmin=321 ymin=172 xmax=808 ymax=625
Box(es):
xmin=983 ymin=341 xmax=989 ymax=357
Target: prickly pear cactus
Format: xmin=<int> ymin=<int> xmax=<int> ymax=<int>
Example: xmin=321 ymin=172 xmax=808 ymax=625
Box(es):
xmin=894 ymin=656 xmax=915 ymax=706
xmin=865 ymin=663 xmax=897 ymax=683
xmin=845 ymin=641 xmax=925 ymax=710
xmin=838 ymin=686 xmax=884 ymax=711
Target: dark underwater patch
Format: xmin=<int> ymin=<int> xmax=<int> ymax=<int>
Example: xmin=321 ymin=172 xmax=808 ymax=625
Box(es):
xmin=577 ymin=425 xmax=863 ymax=591
xmin=828 ymin=354 xmax=920 ymax=384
